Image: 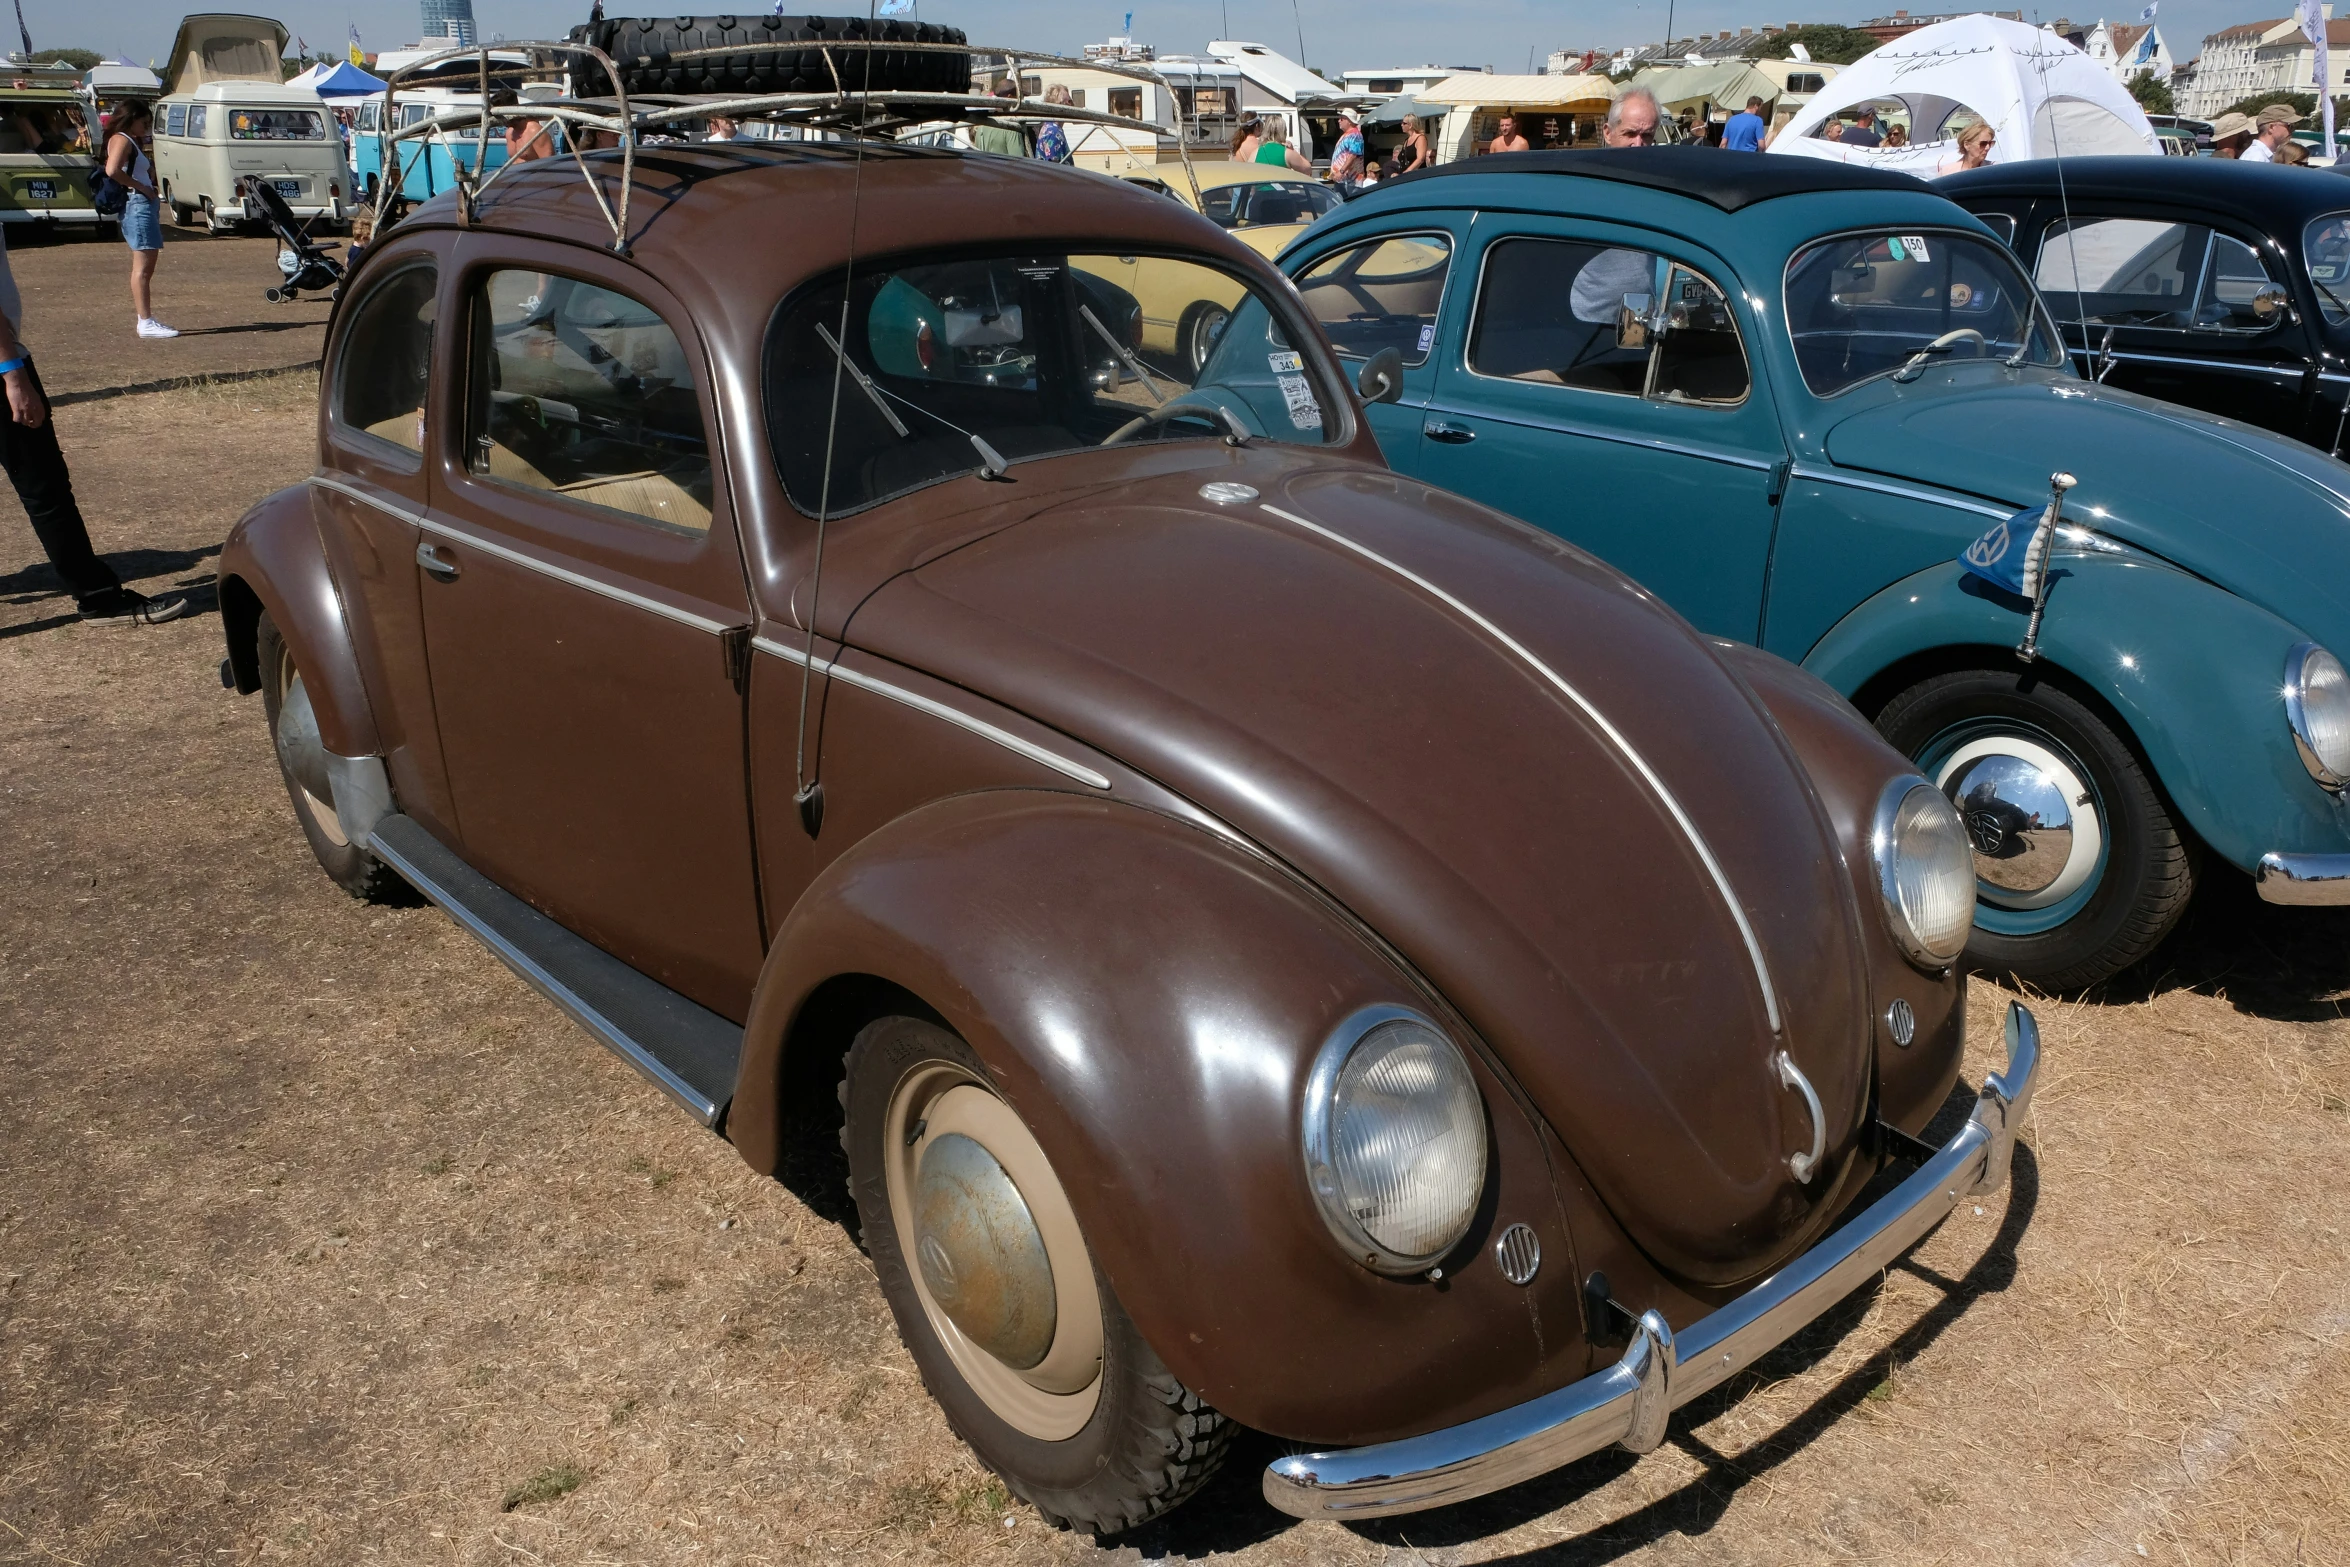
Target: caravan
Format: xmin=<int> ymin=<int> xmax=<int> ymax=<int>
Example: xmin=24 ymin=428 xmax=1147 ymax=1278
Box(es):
xmin=154 ymin=14 xmax=350 ymax=232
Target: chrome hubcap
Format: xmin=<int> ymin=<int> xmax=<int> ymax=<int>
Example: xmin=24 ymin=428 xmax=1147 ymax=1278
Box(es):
xmin=911 ymin=1132 xmax=1058 ymax=1371
xmin=1933 ymin=735 xmax=2102 ymax=911
xmin=273 ymin=664 xmax=346 ymax=846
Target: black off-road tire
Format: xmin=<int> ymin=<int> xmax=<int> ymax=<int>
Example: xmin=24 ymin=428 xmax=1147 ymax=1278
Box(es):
xmin=255 ymin=613 xmax=404 ymax=903
xmin=570 ymin=14 xmax=970 ymax=98
xmin=840 ymin=1016 xmax=1232 ymax=1534
xmin=1876 ymin=666 xmax=2196 ymax=991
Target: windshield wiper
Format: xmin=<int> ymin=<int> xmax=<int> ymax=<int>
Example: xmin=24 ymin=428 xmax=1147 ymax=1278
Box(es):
xmin=814 ymin=321 xmax=910 ymax=438
xmin=813 ymin=320 xmax=1011 ymax=479
xmin=1078 ymin=303 xmax=1167 ymax=405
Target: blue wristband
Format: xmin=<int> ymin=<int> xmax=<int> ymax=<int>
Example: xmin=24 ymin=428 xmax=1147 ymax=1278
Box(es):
xmin=0 ymin=356 xmax=26 ymax=376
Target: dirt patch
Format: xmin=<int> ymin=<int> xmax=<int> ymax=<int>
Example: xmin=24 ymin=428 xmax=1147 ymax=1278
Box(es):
xmin=1 ymin=228 xmax=2347 ymax=1566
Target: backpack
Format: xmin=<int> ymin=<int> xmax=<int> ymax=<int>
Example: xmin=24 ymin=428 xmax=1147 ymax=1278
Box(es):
xmin=88 ymin=167 xmax=129 ymax=217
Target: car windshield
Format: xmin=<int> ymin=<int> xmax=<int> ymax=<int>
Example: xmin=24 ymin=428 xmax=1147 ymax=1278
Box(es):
xmin=1200 ymin=179 xmax=1340 ymax=229
xmin=2304 ymin=214 xmax=2350 ymax=326
xmin=1784 ymin=230 xmax=2064 ymax=396
xmin=231 ymin=108 xmax=326 ymax=140
xmin=766 ymin=249 xmax=1339 ymax=515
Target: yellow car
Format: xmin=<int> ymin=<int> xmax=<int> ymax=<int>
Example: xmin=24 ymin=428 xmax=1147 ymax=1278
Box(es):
xmin=1092 ymin=163 xmax=1343 ymax=373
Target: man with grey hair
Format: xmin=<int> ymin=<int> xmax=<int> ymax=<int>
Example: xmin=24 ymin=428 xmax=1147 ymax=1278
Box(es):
xmin=1603 ymin=86 xmax=1662 ymax=147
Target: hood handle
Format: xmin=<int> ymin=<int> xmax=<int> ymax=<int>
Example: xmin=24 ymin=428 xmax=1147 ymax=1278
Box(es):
xmin=1774 ymin=1051 xmax=1825 ymax=1183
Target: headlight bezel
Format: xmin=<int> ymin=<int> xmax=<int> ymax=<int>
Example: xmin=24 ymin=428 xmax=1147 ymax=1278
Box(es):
xmin=2284 ymin=641 xmax=2350 ymax=792
xmin=1872 ymin=776 xmax=1978 ymax=969
xmin=1301 ymin=1005 xmax=1489 ymax=1277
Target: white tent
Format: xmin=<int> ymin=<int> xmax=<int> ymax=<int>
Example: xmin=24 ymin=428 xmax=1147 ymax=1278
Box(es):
xmin=1768 ymin=13 xmax=2156 ymax=175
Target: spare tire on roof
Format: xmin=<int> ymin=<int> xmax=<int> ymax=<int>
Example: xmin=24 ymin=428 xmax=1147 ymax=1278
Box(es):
xmin=566 ymin=14 xmax=971 ymax=98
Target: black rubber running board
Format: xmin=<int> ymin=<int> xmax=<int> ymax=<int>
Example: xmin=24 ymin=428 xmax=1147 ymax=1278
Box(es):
xmin=367 ymin=814 xmax=741 ymax=1126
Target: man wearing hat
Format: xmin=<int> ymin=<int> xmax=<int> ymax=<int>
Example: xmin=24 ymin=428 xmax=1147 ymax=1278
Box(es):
xmin=2209 ymin=111 xmax=2257 ymax=158
xmin=1329 ymin=108 xmax=1367 ymax=189
xmin=2242 ymin=103 xmax=2304 ymax=163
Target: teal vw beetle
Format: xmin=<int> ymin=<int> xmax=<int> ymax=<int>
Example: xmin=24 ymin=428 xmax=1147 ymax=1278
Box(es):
xmin=1280 ymin=148 xmax=2350 ymax=989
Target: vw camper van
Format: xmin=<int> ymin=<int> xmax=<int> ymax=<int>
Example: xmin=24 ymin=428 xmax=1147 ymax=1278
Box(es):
xmin=0 ymin=60 xmax=100 ymax=229
xmin=154 ymin=15 xmax=348 ymax=232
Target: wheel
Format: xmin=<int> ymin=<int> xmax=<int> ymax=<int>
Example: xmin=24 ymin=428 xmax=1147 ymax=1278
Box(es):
xmin=1182 ymin=303 xmax=1230 ymax=378
xmin=840 ymin=1016 xmax=1230 ymax=1533
xmin=256 ymin=613 xmax=403 ymax=902
xmin=1876 ymin=666 xmax=2195 ymax=990
xmin=200 ymin=196 xmax=228 ymax=235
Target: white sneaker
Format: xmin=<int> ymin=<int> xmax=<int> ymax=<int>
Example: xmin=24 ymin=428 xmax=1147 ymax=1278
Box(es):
xmin=137 ymin=317 xmax=180 ymax=339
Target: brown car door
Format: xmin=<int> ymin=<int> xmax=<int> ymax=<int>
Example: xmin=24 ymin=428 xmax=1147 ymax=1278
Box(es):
xmin=417 ymin=236 xmax=765 ymax=1018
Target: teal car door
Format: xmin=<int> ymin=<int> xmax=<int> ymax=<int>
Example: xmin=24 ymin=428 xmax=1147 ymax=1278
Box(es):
xmin=1290 ymin=222 xmax=1465 ymax=463
xmin=1416 ymin=223 xmax=1787 ymax=642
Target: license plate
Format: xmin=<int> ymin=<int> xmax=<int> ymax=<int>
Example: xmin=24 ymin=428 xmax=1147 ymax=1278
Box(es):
xmin=24 ymin=179 xmax=52 ymax=200
xmin=273 ymin=179 xmax=301 ymax=199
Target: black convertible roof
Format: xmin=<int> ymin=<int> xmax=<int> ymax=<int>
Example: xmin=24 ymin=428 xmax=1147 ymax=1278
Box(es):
xmin=1385 ymin=145 xmax=1935 ymax=212
xmin=1941 ymin=154 xmax=2350 ymax=227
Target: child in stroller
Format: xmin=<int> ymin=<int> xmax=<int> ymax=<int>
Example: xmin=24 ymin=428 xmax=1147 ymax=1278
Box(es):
xmin=247 ymin=181 xmax=345 ymax=303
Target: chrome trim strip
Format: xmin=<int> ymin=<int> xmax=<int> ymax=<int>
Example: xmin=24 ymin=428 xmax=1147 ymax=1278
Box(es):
xmin=1773 ymin=1050 xmax=1824 ymax=1182
xmin=1262 ymin=1001 xmax=2042 ymax=1520
xmin=2255 ymin=850 xmax=2350 ymax=905
xmin=1421 ymin=402 xmax=1777 ymax=472
xmin=750 ymin=637 xmax=1112 ymax=790
xmin=2068 ymin=346 xmax=2304 ymax=381
xmin=309 ymin=471 xmax=426 ymax=526
xmin=361 ymin=822 xmax=724 ymax=1125
xmin=2120 ymin=403 xmax=2350 ymax=513
xmin=1257 ymin=503 xmax=1783 ymax=1035
xmin=1785 ymin=463 xmax=2014 ymax=520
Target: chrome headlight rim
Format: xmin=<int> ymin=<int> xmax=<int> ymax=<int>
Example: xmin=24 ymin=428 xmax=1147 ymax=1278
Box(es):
xmin=1301 ymin=1004 xmax=1489 ymax=1277
xmin=2284 ymin=641 xmax=2349 ymax=792
xmin=1872 ymin=775 xmax=1977 ymax=969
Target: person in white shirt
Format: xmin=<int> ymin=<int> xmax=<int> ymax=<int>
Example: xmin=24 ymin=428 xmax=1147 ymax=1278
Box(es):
xmin=2243 ymin=104 xmax=2303 ymax=163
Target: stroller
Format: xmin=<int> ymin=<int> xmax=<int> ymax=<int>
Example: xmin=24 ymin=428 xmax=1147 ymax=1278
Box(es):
xmin=248 ymin=181 xmax=345 ymax=303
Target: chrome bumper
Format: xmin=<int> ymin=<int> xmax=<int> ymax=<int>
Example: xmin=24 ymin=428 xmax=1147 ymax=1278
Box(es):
xmin=1262 ymin=1000 xmax=2041 ymax=1521
xmin=2255 ymin=851 xmax=2350 ymax=906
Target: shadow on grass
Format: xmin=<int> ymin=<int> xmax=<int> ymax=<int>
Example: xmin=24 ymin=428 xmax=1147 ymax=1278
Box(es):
xmin=1109 ymin=1086 xmax=2037 ymax=1562
xmin=2097 ymin=864 xmax=2350 ymax=1023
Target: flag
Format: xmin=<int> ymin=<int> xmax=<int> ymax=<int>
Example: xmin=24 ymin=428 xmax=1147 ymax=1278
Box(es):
xmin=2136 ymin=2 xmax=2156 ymax=19
xmin=2302 ymin=0 xmax=2334 ymax=154
xmin=877 ymin=0 xmax=917 ymax=14
xmin=1959 ymin=506 xmax=2058 ymax=600
xmin=348 ymin=24 xmax=364 ymax=65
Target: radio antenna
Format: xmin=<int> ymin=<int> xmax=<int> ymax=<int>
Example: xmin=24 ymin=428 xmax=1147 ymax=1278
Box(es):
xmin=790 ymin=3 xmax=879 ymax=838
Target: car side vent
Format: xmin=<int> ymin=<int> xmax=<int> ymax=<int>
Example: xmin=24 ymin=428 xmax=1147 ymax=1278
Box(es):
xmin=1494 ymin=1223 xmax=1542 ymax=1286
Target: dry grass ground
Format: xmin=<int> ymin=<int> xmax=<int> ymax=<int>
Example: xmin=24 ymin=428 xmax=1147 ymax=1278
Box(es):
xmin=2 ymin=232 xmax=2347 ymax=1567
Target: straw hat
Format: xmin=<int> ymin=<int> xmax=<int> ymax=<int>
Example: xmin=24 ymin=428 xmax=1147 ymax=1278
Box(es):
xmin=2210 ymin=111 xmax=2256 ymax=140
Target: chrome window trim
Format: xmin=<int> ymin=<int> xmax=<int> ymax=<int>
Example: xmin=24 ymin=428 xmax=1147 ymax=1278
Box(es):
xmin=1299 ymin=1005 xmax=1485 ymax=1276
xmin=1294 ymin=227 xmax=1458 ymax=368
xmin=1257 ymin=502 xmax=1784 ymax=1034
xmin=2066 ymin=345 xmax=2304 ymax=380
xmin=750 ymin=636 xmax=1112 ymax=790
xmin=1423 ymin=400 xmax=1776 ymax=472
xmin=306 ymin=476 xmax=735 ymax=636
xmin=1783 ymin=463 xmax=2013 ymax=520
xmin=2283 ymin=641 xmax=2348 ymax=792
xmin=1461 ymin=235 xmax=1753 ymax=409
xmin=1871 ymin=775 xmax=1971 ymax=969
xmin=1782 ymin=225 xmax=2066 ymax=399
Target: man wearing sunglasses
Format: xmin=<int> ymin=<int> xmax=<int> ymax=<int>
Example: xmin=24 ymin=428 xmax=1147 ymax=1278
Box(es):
xmin=1601 ymin=86 xmax=1662 ymax=148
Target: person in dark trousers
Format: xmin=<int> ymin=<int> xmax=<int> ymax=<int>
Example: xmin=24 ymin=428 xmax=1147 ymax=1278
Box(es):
xmin=0 ymin=228 xmax=186 ymax=622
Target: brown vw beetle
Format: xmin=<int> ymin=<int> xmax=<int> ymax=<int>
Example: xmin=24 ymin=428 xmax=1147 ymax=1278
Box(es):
xmin=217 ymin=112 xmax=2039 ymax=1531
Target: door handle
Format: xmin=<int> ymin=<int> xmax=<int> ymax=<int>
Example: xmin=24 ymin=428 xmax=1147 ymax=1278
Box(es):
xmin=1425 ymin=420 xmax=1478 ymax=444
xmin=416 ymin=541 xmax=460 ymax=580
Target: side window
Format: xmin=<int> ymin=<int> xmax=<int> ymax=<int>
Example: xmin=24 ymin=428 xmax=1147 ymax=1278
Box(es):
xmin=165 ymin=104 xmax=187 ymax=137
xmin=1297 ymin=234 xmax=1453 ymax=364
xmin=357 ymin=101 xmax=378 ymax=132
xmin=1469 ymin=237 xmax=1749 ymax=405
xmin=2035 ymin=216 xmax=2207 ymax=329
xmin=1975 ymin=211 xmax=2017 ymax=247
xmin=186 ymin=104 xmax=207 ymax=139
xmin=334 ymin=264 xmax=437 ymax=457
xmin=1107 ymin=87 xmax=1142 ymax=119
xmin=2198 ymin=232 xmax=2285 ymax=332
xmin=467 ymin=270 xmax=714 ymax=536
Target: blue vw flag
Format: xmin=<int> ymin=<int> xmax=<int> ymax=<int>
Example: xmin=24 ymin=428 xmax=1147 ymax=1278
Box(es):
xmin=878 ymin=0 xmax=917 ymax=14
xmin=1959 ymin=505 xmax=2057 ymax=599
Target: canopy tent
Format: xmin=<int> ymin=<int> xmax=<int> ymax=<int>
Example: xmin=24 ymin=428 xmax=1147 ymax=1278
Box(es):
xmin=1768 ymin=13 xmax=2155 ymax=175
xmin=1414 ymin=72 xmax=1616 ymax=108
xmin=1626 ymin=61 xmax=1782 ymax=119
xmin=1363 ymin=94 xmax=1434 ymax=128
xmin=287 ymin=59 xmax=386 ymax=96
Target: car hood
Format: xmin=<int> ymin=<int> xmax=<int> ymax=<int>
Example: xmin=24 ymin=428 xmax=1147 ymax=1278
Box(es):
xmin=1822 ymin=373 xmax=2350 ymax=641
xmin=845 ymin=456 xmax=1876 ymax=1287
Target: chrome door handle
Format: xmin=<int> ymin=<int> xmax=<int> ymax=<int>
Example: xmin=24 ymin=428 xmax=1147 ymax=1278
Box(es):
xmin=1425 ymin=421 xmax=1477 ymax=444
xmin=1775 ymin=1051 xmax=1826 ymax=1183
xmin=416 ymin=541 xmax=460 ymax=580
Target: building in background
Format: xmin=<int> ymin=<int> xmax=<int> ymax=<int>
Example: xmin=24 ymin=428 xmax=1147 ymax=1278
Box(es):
xmin=2180 ymin=18 xmax=2291 ymax=117
xmin=419 ymin=0 xmax=477 ymax=49
xmin=1856 ymin=10 xmax=2022 ymax=42
xmin=2085 ymin=19 xmax=2173 ymax=84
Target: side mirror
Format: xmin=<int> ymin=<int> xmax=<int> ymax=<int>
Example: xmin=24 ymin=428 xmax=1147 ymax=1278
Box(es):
xmin=2252 ymin=284 xmax=2293 ymax=323
xmin=1357 ymin=346 xmax=1405 ymax=404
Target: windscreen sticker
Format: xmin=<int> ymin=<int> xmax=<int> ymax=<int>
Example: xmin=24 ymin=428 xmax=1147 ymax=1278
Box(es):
xmin=1901 ymin=234 xmax=1930 ymax=262
xmin=1417 ymin=322 xmax=1437 ymax=353
xmin=1276 ymin=373 xmax=1322 ymax=430
xmin=1268 ymin=350 xmax=1304 ymax=373
xmin=1886 ymin=235 xmax=1908 ymax=261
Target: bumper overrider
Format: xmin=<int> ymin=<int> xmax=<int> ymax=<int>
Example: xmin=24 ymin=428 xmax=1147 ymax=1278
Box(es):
xmin=1262 ymin=1000 xmax=2041 ymax=1521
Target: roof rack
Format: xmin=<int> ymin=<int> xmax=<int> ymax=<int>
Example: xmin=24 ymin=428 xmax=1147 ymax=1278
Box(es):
xmin=370 ymin=39 xmax=1207 ymax=255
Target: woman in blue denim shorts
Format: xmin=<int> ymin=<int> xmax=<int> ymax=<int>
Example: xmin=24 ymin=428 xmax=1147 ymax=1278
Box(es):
xmin=103 ymin=103 xmax=178 ymax=340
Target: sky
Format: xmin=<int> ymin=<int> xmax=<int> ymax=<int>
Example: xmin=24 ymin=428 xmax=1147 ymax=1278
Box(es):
xmin=58 ymin=0 xmax=2272 ymax=81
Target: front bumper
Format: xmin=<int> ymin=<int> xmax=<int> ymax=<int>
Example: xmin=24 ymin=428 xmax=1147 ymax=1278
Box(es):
xmin=2255 ymin=852 xmax=2350 ymax=906
xmin=1262 ymin=1000 xmax=2041 ymax=1521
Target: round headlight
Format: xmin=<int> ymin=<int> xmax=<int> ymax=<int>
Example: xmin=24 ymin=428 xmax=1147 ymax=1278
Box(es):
xmin=1303 ymin=1009 xmax=1487 ymax=1274
xmin=2286 ymin=642 xmax=2350 ymax=791
xmin=1874 ymin=778 xmax=1977 ymax=967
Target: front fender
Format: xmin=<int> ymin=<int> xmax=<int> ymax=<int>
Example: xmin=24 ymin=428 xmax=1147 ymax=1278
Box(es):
xmin=729 ymin=788 xmax=1599 ymax=1445
xmin=219 ymin=483 xmax=381 ymax=759
xmin=1803 ymin=555 xmax=2350 ymax=874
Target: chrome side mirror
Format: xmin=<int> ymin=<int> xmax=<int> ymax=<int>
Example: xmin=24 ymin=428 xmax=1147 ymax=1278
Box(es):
xmin=1357 ymin=346 xmax=1405 ymax=404
xmin=2252 ymin=284 xmax=2293 ymax=323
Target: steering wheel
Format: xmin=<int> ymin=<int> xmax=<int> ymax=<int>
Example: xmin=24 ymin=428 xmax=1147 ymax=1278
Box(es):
xmin=1101 ymin=393 xmax=1250 ymax=447
xmin=1927 ymin=327 xmax=1988 ymax=356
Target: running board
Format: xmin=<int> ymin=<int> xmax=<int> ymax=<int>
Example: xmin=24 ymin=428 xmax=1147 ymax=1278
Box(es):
xmin=367 ymin=814 xmax=741 ymax=1126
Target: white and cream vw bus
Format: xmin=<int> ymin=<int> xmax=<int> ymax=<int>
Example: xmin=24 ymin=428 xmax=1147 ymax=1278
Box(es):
xmin=153 ymin=14 xmax=348 ymax=232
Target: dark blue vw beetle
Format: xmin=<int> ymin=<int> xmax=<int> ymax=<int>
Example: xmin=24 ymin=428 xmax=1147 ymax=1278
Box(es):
xmin=1281 ymin=148 xmax=2350 ymax=989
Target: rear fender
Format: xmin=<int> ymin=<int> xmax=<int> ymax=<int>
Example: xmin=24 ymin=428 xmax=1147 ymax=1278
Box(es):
xmin=730 ymin=788 xmax=1605 ymax=1445
xmin=218 ymin=483 xmax=381 ymax=759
